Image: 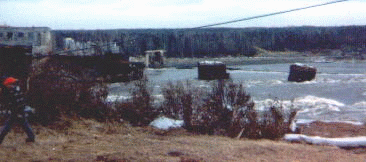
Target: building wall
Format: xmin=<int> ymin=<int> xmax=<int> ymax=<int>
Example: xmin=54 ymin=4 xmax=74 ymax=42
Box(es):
xmin=0 ymin=26 xmax=52 ymax=55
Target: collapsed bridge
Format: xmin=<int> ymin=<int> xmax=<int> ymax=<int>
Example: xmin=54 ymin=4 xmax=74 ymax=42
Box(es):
xmin=0 ymin=45 xmax=145 ymax=84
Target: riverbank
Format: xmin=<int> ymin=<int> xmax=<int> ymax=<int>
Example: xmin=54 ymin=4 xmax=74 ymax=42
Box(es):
xmin=163 ymin=55 xmax=315 ymax=68
xmin=298 ymin=121 xmax=366 ymax=138
xmin=1 ymin=119 xmax=366 ymax=161
xmin=164 ymin=54 xmax=362 ymax=68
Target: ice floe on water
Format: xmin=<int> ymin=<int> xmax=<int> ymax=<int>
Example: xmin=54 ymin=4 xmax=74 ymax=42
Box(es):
xmin=105 ymin=94 xmax=164 ymax=103
xmin=269 ymin=80 xmax=283 ymax=85
xmin=254 ymin=95 xmax=345 ymax=112
xmin=295 ymin=95 xmax=344 ymax=111
xmin=352 ymin=101 xmax=366 ymax=107
xmin=105 ymin=95 xmax=131 ymax=102
xmin=284 ymin=134 xmax=366 ymax=148
xmin=254 ymin=95 xmax=366 ymax=125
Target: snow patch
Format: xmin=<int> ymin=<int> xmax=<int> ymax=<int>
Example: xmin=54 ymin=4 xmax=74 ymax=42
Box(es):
xmin=284 ymin=134 xmax=366 ymax=148
xmin=149 ymin=116 xmax=184 ymax=130
xmin=294 ymin=63 xmax=304 ymax=66
xmin=199 ymin=61 xmax=224 ymax=65
xmin=295 ymin=119 xmax=364 ymax=126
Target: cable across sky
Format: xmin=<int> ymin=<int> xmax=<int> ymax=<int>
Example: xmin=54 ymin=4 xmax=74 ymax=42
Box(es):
xmin=192 ymin=0 xmax=350 ymax=29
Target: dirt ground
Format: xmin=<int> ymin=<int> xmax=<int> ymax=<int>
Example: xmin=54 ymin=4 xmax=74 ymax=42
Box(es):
xmin=299 ymin=121 xmax=366 ymax=138
xmin=0 ymin=120 xmax=365 ymax=161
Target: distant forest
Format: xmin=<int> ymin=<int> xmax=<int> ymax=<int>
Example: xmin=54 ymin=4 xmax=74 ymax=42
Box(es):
xmin=53 ymin=26 xmax=366 ymax=58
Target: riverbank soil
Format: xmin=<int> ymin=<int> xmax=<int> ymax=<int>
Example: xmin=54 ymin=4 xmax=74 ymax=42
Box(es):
xmin=0 ymin=120 xmax=366 ymax=161
xmin=299 ymin=121 xmax=366 ymax=138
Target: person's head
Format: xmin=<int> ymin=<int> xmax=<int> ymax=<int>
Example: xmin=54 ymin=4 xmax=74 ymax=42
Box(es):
xmin=2 ymin=77 xmax=18 ymax=88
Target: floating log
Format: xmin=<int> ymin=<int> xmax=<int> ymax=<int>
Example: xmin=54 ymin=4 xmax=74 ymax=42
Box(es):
xmin=288 ymin=63 xmax=317 ymax=82
xmin=198 ymin=61 xmax=230 ymax=80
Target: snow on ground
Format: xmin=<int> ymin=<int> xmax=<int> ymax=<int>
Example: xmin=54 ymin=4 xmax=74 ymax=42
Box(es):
xmin=149 ymin=116 xmax=184 ymax=130
xmin=284 ymin=134 xmax=366 ymax=148
xmin=295 ymin=119 xmax=364 ymax=126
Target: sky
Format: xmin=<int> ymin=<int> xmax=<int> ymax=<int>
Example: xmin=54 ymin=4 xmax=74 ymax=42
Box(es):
xmin=0 ymin=0 xmax=365 ymax=30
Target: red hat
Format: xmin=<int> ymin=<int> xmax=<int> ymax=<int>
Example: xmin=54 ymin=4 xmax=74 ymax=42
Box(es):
xmin=3 ymin=77 xmax=18 ymax=87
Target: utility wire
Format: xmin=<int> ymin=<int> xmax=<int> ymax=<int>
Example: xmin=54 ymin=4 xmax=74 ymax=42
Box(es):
xmin=193 ymin=0 xmax=350 ymax=29
xmin=52 ymin=0 xmax=350 ymax=54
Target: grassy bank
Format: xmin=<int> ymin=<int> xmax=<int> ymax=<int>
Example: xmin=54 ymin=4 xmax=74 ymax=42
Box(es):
xmin=1 ymin=119 xmax=366 ymax=161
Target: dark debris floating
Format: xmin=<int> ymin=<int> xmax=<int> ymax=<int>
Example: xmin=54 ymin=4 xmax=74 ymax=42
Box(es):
xmin=198 ymin=61 xmax=230 ymax=80
xmin=288 ymin=63 xmax=317 ymax=82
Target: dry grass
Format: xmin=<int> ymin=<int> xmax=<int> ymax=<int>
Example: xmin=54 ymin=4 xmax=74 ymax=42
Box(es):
xmin=0 ymin=119 xmax=365 ymax=161
xmin=298 ymin=121 xmax=366 ymax=138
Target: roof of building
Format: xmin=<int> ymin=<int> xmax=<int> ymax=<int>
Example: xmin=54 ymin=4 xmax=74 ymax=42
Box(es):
xmin=0 ymin=26 xmax=51 ymax=31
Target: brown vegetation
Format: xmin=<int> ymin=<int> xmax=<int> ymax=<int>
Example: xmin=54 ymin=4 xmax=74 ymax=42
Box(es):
xmin=159 ymin=80 xmax=297 ymax=139
xmin=24 ymin=56 xmax=297 ymax=141
xmin=114 ymin=77 xmax=159 ymax=126
xmin=1 ymin=57 xmax=366 ymax=161
xmin=27 ymin=57 xmax=110 ymax=125
xmin=1 ymin=120 xmax=366 ymax=161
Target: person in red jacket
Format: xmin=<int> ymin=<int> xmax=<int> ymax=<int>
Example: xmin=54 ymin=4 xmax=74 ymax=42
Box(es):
xmin=0 ymin=77 xmax=35 ymax=144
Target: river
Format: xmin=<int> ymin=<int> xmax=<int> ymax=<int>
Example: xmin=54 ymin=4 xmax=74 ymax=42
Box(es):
xmin=107 ymin=58 xmax=366 ymax=123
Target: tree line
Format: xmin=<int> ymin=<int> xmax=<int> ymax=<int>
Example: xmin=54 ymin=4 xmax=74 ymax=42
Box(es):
xmin=52 ymin=25 xmax=366 ymax=58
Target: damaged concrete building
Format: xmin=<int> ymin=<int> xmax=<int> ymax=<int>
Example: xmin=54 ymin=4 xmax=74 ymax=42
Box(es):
xmin=0 ymin=26 xmax=53 ymax=55
xmin=145 ymin=50 xmax=165 ymax=68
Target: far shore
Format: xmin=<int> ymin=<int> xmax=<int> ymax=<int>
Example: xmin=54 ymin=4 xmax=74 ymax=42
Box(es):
xmin=164 ymin=56 xmax=310 ymax=67
xmin=152 ymin=53 xmax=364 ymax=68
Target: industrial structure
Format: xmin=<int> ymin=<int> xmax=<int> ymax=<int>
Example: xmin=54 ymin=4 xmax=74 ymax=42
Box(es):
xmin=0 ymin=26 xmax=146 ymax=82
xmin=145 ymin=50 xmax=166 ymax=68
xmin=0 ymin=26 xmax=52 ymax=55
xmin=198 ymin=61 xmax=230 ymax=80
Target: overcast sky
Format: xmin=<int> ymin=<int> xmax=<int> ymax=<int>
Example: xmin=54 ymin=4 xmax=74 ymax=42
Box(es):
xmin=0 ymin=0 xmax=365 ymax=30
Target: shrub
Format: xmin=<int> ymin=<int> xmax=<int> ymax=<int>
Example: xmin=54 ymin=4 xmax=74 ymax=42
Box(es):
xmin=115 ymin=77 xmax=159 ymax=126
xmin=27 ymin=57 xmax=111 ymax=125
xmin=192 ymin=80 xmax=256 ymax=136
xmin=184 ymin=80 xmax=296 ymax=139
xmin=258 ymin=101 xmax=298 ymax=139
xmin=160 ymin=81 xmax=194 ymax=130
xmin=161 ymin=82 xmax=186 ymax=119
xmin=26 ymin=55 xmax=297 ymax=140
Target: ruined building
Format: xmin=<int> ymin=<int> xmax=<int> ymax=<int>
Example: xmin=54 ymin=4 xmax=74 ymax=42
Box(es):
xmin=0 ymin=26 xmax=52 ymax=55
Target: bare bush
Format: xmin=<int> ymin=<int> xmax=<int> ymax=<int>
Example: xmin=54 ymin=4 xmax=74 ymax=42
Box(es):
xmin=181 ymin=80 xmax=296 ymax=139
xmin=161 ymin=82 xmax=186 ymax=119
xmin=115 ymin=77 xmax=158 ymax=126
xmin=258 ymin=101 xmax=298 ymax=139
xmin=160 ymin=81 xmax=197 ymax=130
xmin=27 ymin=57 xmax=111 ymax=125
xmin=191 ymin=80 xmax=256 ymax=136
